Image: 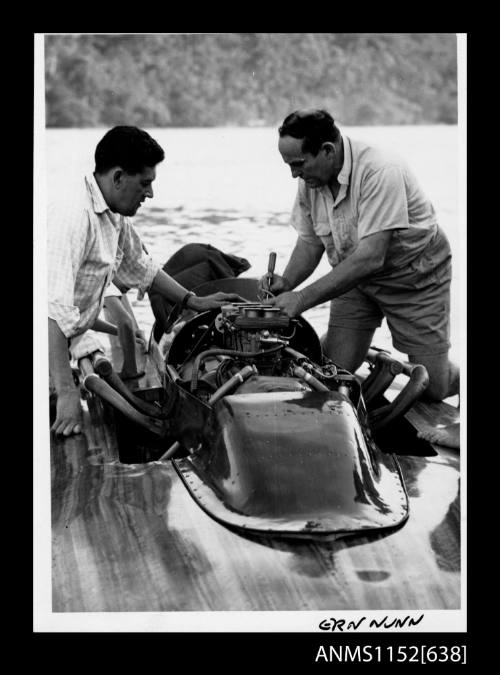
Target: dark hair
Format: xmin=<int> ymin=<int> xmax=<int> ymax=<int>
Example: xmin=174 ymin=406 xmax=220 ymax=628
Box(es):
xmin=94 ymin=126 xmax=165 ymax=174
xmin=278 ymin=109 xmax=340 ymax=155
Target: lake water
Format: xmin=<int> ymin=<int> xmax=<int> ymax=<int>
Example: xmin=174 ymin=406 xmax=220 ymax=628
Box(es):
xmin=44 ymin=125 xmax=464 ymax=362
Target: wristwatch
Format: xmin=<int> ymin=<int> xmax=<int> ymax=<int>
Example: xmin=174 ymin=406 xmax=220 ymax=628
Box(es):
xmin=180 ymin=290 xmax=196 ymax=309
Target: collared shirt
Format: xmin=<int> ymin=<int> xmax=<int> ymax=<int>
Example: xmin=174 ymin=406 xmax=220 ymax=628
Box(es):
xmin=290 ymin=134 xmax=439 ymax=274
xmin=48 ymin=173 xmax=159 ymax=338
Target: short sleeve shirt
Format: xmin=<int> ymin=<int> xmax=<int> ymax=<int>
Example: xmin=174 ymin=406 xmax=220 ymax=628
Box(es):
xmin=290 ymin=135 xmax=439 ymax=275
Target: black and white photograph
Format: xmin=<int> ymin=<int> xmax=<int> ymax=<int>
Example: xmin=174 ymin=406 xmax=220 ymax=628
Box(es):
xmin=34 ymin=33 xmax=466 ymax=639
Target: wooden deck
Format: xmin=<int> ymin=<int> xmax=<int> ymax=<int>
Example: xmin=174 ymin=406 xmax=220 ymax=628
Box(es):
xmin=50 ymin=336 xmax=460 ymax=613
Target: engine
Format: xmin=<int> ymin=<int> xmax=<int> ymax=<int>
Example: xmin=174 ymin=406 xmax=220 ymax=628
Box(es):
xmin=216 ymin=303 xmax=294 ymax=353
xmin=166 ymin=302 xmax=356 ymax=404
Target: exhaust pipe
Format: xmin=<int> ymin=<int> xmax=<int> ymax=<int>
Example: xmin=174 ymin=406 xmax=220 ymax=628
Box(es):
xmin=158 ymin=364 xmax=256 ymax=462
xmin=79 ymin=356 xmax=166 ymax=437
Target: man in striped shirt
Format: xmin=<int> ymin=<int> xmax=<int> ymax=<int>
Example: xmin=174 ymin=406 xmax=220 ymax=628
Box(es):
xmin=48 ymin=126 xmax=242 ymax=437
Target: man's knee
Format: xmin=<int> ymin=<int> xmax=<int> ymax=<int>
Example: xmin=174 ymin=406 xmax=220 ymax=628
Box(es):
xmin=322 ymin=325 xmax=374 ymax=372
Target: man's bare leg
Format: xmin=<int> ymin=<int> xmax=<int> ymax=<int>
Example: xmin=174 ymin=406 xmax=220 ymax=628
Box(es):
xmin=408 ymin=352 xmax=459 ymax=402
xmin=321 ymin=325 xmax=376 ymax=372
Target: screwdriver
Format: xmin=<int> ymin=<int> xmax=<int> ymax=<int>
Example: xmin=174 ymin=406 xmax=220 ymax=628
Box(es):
xmin=266 ymin=251 xmax=277 ymax=295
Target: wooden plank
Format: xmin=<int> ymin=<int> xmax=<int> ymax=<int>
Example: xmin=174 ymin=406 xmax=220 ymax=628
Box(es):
xmin=51 ymin=335 xmax=460 ymax=612
xmin=407 ymin=399 xmax=459 ymax=430
xmin=51 ymin=396 xmax=460 ymax=612
xmin=51 ymin=449 xmax=460 ymax=611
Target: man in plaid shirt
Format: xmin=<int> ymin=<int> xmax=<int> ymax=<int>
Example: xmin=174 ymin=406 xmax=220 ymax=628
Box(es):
xmin=48 ymin=126 xmax=243 ymax=437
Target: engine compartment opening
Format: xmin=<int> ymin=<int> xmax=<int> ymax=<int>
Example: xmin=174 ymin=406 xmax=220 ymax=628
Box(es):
xmin=111 ymin=387 xmax=184 ymax=464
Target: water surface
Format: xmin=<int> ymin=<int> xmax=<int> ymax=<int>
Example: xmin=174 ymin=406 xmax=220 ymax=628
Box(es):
xmin=45 ymin=125 xmax=462 ymax=361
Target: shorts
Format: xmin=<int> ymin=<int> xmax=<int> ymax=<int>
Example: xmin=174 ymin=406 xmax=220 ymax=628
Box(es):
xmin=328 ymin=228 xmax=452 ymax=357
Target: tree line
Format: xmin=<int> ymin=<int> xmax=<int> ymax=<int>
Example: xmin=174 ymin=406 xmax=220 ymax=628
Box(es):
xmin=45 ymin=33 xmax=458 ymax=127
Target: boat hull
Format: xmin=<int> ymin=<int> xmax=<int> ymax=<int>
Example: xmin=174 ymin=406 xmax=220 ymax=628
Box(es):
xmin=174 ymin=390 xmax=409 ymax=539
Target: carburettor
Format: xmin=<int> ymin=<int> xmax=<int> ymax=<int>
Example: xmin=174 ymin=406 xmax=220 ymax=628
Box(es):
xmin=215 ymin=303 xmax=293 ymax=353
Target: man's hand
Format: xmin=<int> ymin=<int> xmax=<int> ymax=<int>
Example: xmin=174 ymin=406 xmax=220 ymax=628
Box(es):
xmin=189 ymin=292 xmax=247 ymax=312
xmin=51 ymin=388 xmax=83 ymax=437
xmin=135 ymin=329 xmax=147 ymax=351
xmin=267 ymin=291 xmax=304 ymax=318
xmin=257 ymin=273 xmax=291 ymax=296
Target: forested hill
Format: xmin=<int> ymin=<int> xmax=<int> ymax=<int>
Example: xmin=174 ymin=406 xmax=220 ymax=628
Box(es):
xmin=45 ymin=33 xmax=458 ymax=128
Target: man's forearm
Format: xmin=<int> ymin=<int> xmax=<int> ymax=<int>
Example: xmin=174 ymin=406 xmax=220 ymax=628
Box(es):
xmin=271 ymin=231 xmax=392 ymax=318
xmin=296 ymin=259 xmax=369 ymax=311
xmin=282 ymin=238 xmax=324 ymax=289
xmin=296 ymin=232 xmax=392 ymax=310
xmin=148 ymin=269 xmax=190 ymax=304
xmin=48 ymin=318 xmax=77 ymax=393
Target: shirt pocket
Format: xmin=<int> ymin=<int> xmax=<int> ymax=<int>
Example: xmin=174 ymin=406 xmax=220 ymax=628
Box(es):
xmin=331 ymin=209 xmax=358 ymax=260
xmin=311 ymin=192 xmax=331 ymax=236
xmin=335 ymin=202 xmax=357 ymax=236
xmin=313 ymin=218 xmax=331 ymax=237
